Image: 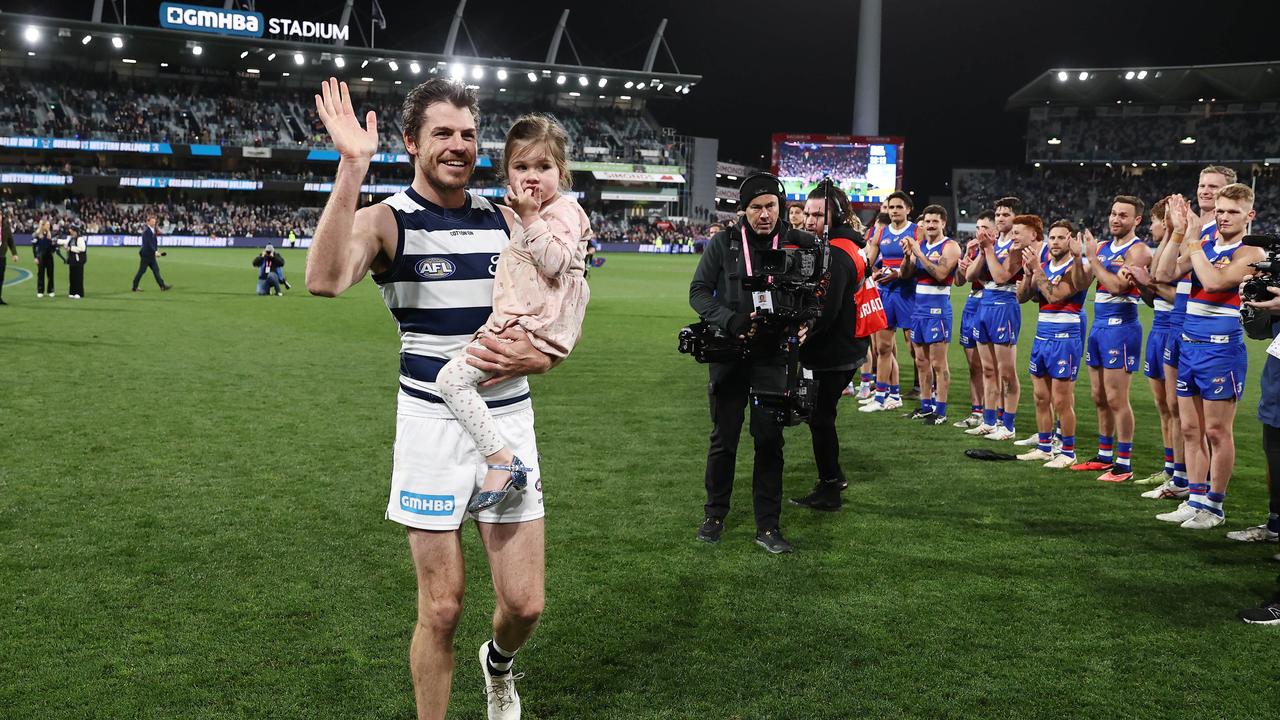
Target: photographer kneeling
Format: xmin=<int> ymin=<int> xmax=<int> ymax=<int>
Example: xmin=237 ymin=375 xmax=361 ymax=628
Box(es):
xmin=790 ymin=183 xmax=871 ymax=511
xmin=253 ymin=245 xmax=286 ymax=296
xmin=689 ymin=174 xmax=818 ymax=554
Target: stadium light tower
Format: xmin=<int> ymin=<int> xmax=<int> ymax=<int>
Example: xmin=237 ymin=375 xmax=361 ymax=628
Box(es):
xmin=852 ymin=0 xmax=881 ymax=135
xmin=445 ymin=0 xmax=468 ymax=56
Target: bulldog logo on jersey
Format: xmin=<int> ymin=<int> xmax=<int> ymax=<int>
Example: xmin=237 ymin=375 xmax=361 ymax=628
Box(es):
xmin=415 ymin=257 xmax=456 ymax=279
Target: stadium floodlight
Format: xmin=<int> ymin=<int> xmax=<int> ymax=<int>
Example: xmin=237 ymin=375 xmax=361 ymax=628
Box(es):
xmin=1124 ymin=71 xmax=1135 ymax=80
xmin=112 ymin=36 xmax=124 ymax=49
xmin=636 ymin=82 xmax=646 ymax=89
xmin=726 ymin=175 xmax=737 ymax=181
xmin=624 ymin=81 xmax=634 ymax=89
xmin=569 ymin=91 xmax=581 ymax=97
xmin=335 ymin=56 xmax=345 ymax=68
xmin=1160 ymin=162 xmax=1168 ymax=167
xmin=294 ymin=52 xmax=305 ymax=65
xmin=361 ymin=77 xmax=373 ymax=82
xmin=556 ymin=75 xmax=567 ymax=85
xmin=240 ymin=50 xmax=250 ymax=59
xmin=27 ymin=51 xmax=34 ymax=57
xmin=497 ymin=69 xmax=508 ymax=81
xmin=268 ymin=52 xmax=276 ymax=61
xmin=24 ymin=26 xmax=40 ymax=44
xmin=388 ymin=60 xmax=399 ymax=72
xmin=247 ymin=68 xmax=260 ymax=74
xmin=81 ymin=35 xmax=92 ymax=45
xmin=472 ymin=66 xmax=484 ymax=80
xmin=597 ymin=77 xmax=607 ymax=88
xmin=675 ymin=85 xmax=683 ymax=93
xmin=450 ymin=63 xmax=465 ymax=80
xmin=527 ymin=71 xmax=538 ymax=82
xmin=655 ymin=83 xmax=664 ymax=91
xmin=1056 ymin=71 xmax=1068 ymax=82
xmin=161 ymin=62 xmax=169 ymax=67
xmin=396 ymin=80 xmax=403 ymax=85
xmin=1034 ymin=162 xmax=1041 ymax=168
xmin=1137 ymin=70 xmax=1148 ymax=79
xmin=281 ymin=72 xmax=289 ymax=77
xmin=1180 ymin=136 xmax=1196 ymax=144
xmin=499 ymin=87 xmax=506 ymax=92
xmin=1078 ymin=71 xmax=1089 ymax=81
xmin=619 ymin=95 xmax=631 ymax=100
xmin=409 ymin=61 xmax=420 ymax=74
xmin=361 ymin=59 xmax=370 ymax=68
xmin=1047 ymin=137 xmax=1062 ymax=145
xmin=578 ymin=76 xmax=589 ymax=87
xmin=192 ymin=45 xmax=203 ymax=56
xmin=122 ymin=58 xmax=137 ymax=64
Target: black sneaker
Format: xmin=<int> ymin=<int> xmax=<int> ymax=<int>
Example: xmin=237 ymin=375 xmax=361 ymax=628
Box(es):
xmin=282 ymin=279 xmax=293 ymax=290
xmin=903 ymin=406 xmax=929 ymax=419
xmin=1239 ymin=595 xmax=1280 ymax=624
xmin=789 ymin=481 xmax=842 ymax=511
xmin=696 ymin=516 xmax=724 ymax=544
xmin=755 ymin=528 xmax=794 ymax=554
xmin=924 ymin=414 xmax=948 ymax=426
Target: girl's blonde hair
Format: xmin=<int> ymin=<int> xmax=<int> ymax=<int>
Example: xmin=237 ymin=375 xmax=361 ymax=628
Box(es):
xmin=502 ymin=114 xmax=572 ymax=190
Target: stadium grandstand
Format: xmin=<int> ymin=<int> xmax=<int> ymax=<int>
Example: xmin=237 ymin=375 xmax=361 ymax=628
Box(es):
xmin=953 ymin=61 xmax=1280 ymax=234
xmin=0 ymin=8 xmax=721 ymax=247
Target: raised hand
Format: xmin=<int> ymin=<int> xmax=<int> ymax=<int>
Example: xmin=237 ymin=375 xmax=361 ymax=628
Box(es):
xmin=1068 ymin=232 xmax=1083 ymax=258
xmin=1166 ymin=194 xmax=1190 ymax=236
xmin=315 ymin=77 xmax=378 ymax=161
xmin=1021 ymin=246 xmax=1039 ymax=273
xmin=506 ymin=183 xmax=543 ymax=225
xmin=1082 ymin=228 xmax=1099 ymax=258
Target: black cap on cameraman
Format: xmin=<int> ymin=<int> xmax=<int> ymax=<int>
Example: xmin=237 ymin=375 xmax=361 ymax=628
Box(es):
xmin=737 ymin=173 xmax=785 ymax=211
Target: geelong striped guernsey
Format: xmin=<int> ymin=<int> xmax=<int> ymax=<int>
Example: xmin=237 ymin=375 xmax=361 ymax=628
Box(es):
xmin=373 ymin=187 xmax=530 ymax=416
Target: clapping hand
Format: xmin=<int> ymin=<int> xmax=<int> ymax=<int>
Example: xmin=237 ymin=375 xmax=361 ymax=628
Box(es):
xmin=314 ymin=77 xmax=379 ymax=162
xmin=1021 ymin=246 xmax=1040 ymax=274
xmin=1080 ymin=228 xmax=1099 ymax=258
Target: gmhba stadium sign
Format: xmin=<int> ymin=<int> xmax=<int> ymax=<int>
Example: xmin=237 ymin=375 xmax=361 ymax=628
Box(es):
xmin=160 ymin=2 xmax=349 ymax=41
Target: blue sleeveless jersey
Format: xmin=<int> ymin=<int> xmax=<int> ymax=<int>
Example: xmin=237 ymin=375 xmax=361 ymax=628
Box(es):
xmin=913 ymin=237 xmax=954 ymax=311
xmin=1170 ymin=221 xmax=1219 ymax=331
xmin=1035 ymin=256 xmax=1086 ymax=339
xmin=373 ymin=187 xmax=530 ymax=414
xmin=877 ymin=222 xmax=917 ymax=295
xmin=1093 ymin=237 xmax=1141 ymax=323
xmin=979 ymin=235 xmax=1019 ymax=305
xmin=1185 ymin=238 xmax=1246 ymax=343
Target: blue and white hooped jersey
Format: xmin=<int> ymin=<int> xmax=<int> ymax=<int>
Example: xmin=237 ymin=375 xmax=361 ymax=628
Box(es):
xmin=1093 ymin=237 xmax=1141 ymax=324
xmin=877 ymin=222 xmax=917 ymax=294
xmin=1035 ymin=256 xmax=1086 ymax=339
xmin=913 ymin=237 xmax=954 ymax=311
xmin=1169 ymin=220 xmax=1218 ymax=330
xmin=980 ymin=235 xmax=1019 ymax=305
xmin=1185 ymin=238 xmax=1245 ymax=343
xmin=374 ymin=187 xmax=530 ymax=414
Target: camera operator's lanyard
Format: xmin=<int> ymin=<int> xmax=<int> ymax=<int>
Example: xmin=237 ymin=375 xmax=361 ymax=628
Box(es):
xmin=742 ymin=226 xmax=779 ymax=312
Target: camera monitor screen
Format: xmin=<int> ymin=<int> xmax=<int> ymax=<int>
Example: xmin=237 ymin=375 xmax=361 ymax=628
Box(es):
xmin=771 ymin=133 xmax=905 ymax=207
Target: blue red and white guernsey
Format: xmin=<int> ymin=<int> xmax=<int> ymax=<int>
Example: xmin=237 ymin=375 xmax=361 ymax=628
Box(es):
xmin=1184 ymin=238 xmax=1246 ymax=343
xmin=978 ymin=235 xmax=1020 ymax=307
xmin=1092 ymin=236 xmax=1142 ymax=325
xmin=1028 ymin=254 xmax=1086 ymax=380
xmin=1164 ymin=220 xmax=1217 ymax=367
xmin=876 ymin=221 xmax=918 ymax=296
xmin=913 ymin=237 xmax=955 ymax=304
xmin=1177 ymin=228 xmax=1248 ymax=401
xmin=373 ymin=187 xmax=531 ymax=417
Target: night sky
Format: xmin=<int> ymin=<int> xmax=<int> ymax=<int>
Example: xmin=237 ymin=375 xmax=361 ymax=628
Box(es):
xmin=15 ymin=0 xmax=1280 ymax=195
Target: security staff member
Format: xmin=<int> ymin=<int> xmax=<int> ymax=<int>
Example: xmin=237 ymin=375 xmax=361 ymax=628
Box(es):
xmin=690 ymin=173 xmax=814 ymax=554
xmin=132 ymin=214 xmax=172 ymax=292
xmin=33 ymin=219 xmax=55 ymax=297
xmin=790 ymin=183 xmax=869 ymax=511
xmin=63 ymin=227 xmax=87 ymax=299
xmin=0 ymin=206 xmax=17 ymax=305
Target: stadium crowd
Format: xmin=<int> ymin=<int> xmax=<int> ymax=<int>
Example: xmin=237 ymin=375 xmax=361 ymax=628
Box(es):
xmin=7 ymin=198 xmax=319 ymax=237
xmin=1028 ymin=107 xmax=1280 ymax=162
xmin=778 ymin=142 xmax=870 ymax=183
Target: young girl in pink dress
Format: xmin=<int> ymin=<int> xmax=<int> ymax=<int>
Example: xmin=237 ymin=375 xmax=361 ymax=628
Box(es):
xmin=436 ymin=114 xmax=593 ymax=513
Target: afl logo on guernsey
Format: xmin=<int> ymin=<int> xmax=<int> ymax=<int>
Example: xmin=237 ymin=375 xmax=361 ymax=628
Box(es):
xmin=415 ymin=257 xmax=456 ymax=279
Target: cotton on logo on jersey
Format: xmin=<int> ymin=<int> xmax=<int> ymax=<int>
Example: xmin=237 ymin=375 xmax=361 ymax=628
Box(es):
xmin=415 ymin=257 xmax=456 ymax=279
xmin=400 ymin=491 xmax=455 ymax=516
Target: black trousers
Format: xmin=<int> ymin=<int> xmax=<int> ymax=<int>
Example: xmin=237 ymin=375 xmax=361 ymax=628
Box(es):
xmin=69 ymin=264 xmax=85 ymax=297
xmin=704 ymin=361 xmax=786 ymax=531
xmin=133 ymin=256 xmax=165 ymax=289
xmin=36 ymin=253 xmax=54 ymax=293
xmin=0 ymin=256 xmax=6 ymax=300
xmin=1264 ymin=423 xmax=1280 ymax=518
xmin=808 ymin=368 xmax=858 ymax=484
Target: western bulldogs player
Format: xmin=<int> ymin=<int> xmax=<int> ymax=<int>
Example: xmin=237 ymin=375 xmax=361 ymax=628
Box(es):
xmin=1075 ymin=196 xmax=1152 ymax=482
xmin=861 ymin=191 xmax=917 ymax=412
xmin=899 ymin=205 xmax=959 ymax=425
xmin=1016 ymin=219 xmax=1087 ymax=468
xmin=1155 ymin=188 xmax=1263 ymax=530
xmin=953 ymin=211 xmax=993 ymax=428
xmin=963 ymin=197 xmax=1025 ymax=440
xmin=308 ymin=77 xmax=550 ymax=720
xmin=1133 ymin=198 xmax=1181 ymax=486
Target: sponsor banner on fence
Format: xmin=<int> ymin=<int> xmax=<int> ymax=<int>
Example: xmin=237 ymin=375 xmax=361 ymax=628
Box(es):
xmin=0 ymin=136 xmax=173 ymax=154
xmin=121 ymin=177 xmax=262 ymax=190
xmin=591 ymin=171 xmax=686 ymax=183
xmin=600 ymin=189 xmax=679 ymax=203
xmin=76 ymin=235 xmax=313 ymax=249
xmin=242 ymin=147 xmax=273 ymax=158
xmin=1 ymin=173 xmax=72 ymax=186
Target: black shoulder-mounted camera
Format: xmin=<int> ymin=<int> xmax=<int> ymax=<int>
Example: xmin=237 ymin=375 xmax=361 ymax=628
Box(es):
xmin=678 ymin=321 xmax=748 ymax=363
xmin=1241 ymin=234 xmax=1280 ymax=340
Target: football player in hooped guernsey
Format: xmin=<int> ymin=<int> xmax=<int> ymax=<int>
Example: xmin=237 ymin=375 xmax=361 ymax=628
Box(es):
xmin=1154 ymin=187 xmax=1264 ymax=530
xmin=963 ymin=197 xmax=1026 ymax=441
xmin=1132 ymin=198 xmax=1183 ymax=487
xmin=953 ymin=211 xmax=993 ymax=429
xmin=861 ymin=191 xmax=917 ymax=413
xmin=1075 ymin=196 xmax=1152 ymax=482
xmin=900 ymin=205 xmax=960 ymax=425
xmin=1016 ymin=219 xmax=1088 ymax=468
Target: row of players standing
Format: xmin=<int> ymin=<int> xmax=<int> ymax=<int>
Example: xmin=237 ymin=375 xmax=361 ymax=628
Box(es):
xmin=849 ymin=165 xmax=1279 ymax=537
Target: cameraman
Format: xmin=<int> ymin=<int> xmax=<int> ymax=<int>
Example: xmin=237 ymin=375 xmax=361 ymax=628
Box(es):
xmin=253 ymin=244 xmax=286 ymax=296
xmin=689 ymin=173 xmax=815 ymax=554
xmin=790 ymin=183 xmax=869 ymax=511
xmin=1231 ymin=276 xmax=1280 ymax=543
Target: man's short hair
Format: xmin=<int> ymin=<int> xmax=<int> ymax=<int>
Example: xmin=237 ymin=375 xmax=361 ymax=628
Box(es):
xmin=806 ymin=183 xmax=852 ymax=224
xmin=400 ymin=79 xmax=479 ymax=147
xmin=885 ymin=190 xmax=913 ymax=210
xmin=875 ymin=212 xmax=891 ymax=226
xmin=1201 ymin=165 xmax=1238 ymax=184
xmin=919 ymin=204 xmax=948 ymax=223
xmin=995 ymin=197 xmax=1022 ymax=213
xmin=976 ymin=210 xmax=996 ymax=223
xmin=1217 ymin=183 xmax=1255 ymax=205
xmin=1012 ymin=214 xmax=1043 ymax=240
xmin=1048 ymin=219 xmax=1077 ymax=234
xmin=1112 ymin=195 xmax=1145 ymax=217
xmin=1150 ymin=197 xmax=1169 ymax=221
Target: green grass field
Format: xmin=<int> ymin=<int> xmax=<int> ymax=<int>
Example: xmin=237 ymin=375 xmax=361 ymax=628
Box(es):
xmin=3 ymin=249 xmax=1278 ymax=719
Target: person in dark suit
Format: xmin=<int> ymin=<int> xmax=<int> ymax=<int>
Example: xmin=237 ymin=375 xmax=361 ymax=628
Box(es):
xmin=61 ymin=226 xmax=87 ymax=299
xmin=0 ymin=205 xmax=17 ymax=306
xmin=33 ymin=219 xmax=55 ymax=297
xmin=132 ymin=214 xmax=171 ymax=292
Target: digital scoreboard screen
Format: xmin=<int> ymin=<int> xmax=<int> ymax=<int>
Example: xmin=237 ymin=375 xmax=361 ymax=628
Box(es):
xmin=772 ymin=133 xmax=905 ymax=207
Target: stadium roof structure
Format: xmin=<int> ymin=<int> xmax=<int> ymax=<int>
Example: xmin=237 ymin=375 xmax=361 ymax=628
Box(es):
xmin=0 ymin=11 xmax=701 ymax=104
xmin=1007 ymin=61 xmax=1280 ymax=109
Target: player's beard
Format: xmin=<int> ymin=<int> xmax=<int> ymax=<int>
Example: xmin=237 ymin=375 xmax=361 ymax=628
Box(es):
xmin=420 ymin=154 xmax=473 ymax=195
